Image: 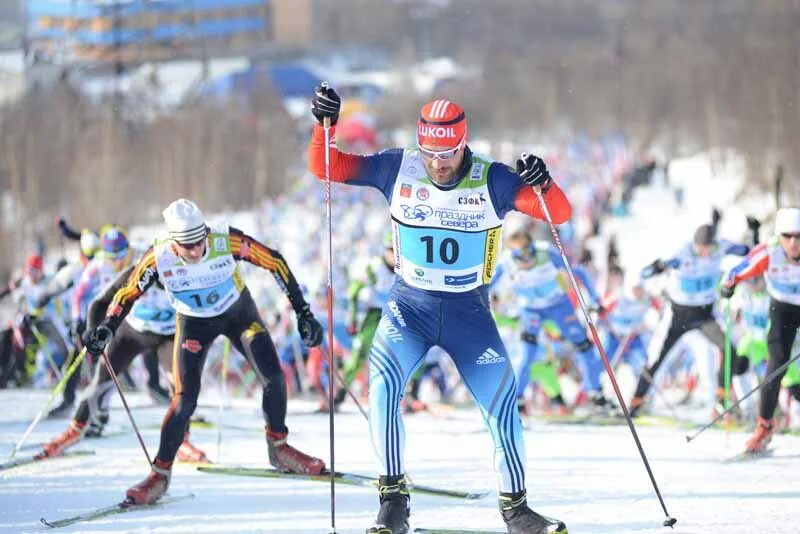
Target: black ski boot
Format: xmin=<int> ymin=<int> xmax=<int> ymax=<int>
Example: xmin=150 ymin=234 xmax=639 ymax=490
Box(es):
xmin=84 ymin=413 xmax=109 ymax=438
xmin=148 ymin=383 xmax=172 ymax=405
xmin=588 ymin=391 xmax=618 ymax=416
xmin=333 ymin=387 xmax=348 ymax=407
xmin=500 ymin=491 xmax=567 ymax=534
xmin=366 ymin=475 xmax=410 ymax=534
xmin=47 ymin=398 xmax=75 ymax=419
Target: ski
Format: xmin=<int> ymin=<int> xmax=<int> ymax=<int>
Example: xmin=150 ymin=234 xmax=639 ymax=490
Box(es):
xmin=188 ymin=419 xmax=259 ymax=432
xmin=535 ymin=412 xmax=744 ymax=432
xmin=16 ymin=441 xmax=46 ymax=451
xmin=723 ymin=449 xmax=774 ymax=463
xmin=532 ymin=413 xmax=626 ymax=426
xmin=85 ymin=428 xmax=131 ymax=440
xmin=0 ymin=449 xmax=95 ymax=472
xmin=197 ymin=465 xmax=489 ymax=500
xmin=40 ymin=493 xmax=195 ymax=528
xmin=6 ymin=430 xmax=126 ymax=455
xmin=415 ymin=518 xmax=567 ymax=534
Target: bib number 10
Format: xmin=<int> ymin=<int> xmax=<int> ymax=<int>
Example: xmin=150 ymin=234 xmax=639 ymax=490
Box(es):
xmin=420 ymin=236 xmax=459 ymax=265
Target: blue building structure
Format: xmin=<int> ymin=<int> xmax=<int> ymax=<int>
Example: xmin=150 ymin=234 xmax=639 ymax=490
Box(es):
xmin=26 ymin=0 xmax=270 ymax=63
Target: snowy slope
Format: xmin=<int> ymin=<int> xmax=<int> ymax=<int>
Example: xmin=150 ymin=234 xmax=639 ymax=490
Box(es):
xmin=1 ymin=389 xmax=798 ymax=533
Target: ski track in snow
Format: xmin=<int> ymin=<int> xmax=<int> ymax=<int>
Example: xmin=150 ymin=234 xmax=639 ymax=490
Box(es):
xmin=0 ymin=390 xmax=797 ymax=533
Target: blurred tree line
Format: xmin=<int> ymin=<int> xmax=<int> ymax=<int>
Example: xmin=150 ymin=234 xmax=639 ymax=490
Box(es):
xmin=0 ymin=77 xmax=299 ymax=276
xmin=0 ymin=0 xmax=798 ymax=276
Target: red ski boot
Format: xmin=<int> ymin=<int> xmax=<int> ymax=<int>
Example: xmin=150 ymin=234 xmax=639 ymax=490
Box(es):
xmin=266 ymin=427 xmax=325 ymax=475
xmin=744 ymin=417 xmax=774 ymax=454
xmin=36 ymin=420 xmax=86 ymax=459
xmin=176 ymin=433 xmax=209 ymax=463
xmin=629 ymin=395 xmax=645 ymax=418
xmin=126 ymin=459 xmax=172 ymax=505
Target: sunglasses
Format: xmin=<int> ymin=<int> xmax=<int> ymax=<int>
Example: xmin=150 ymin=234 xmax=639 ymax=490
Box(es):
xmin=418 ymin=141 xmax=463 ymax=161
xmin=781 ymin=233 xmax=800 ymax=240
xmin=102 ymin=250 xmax=129 ymax=260
xmin=511 ymin=248 xmax=534 ymax=262
xmin=175 ymin=237 xmax=206 ymax=250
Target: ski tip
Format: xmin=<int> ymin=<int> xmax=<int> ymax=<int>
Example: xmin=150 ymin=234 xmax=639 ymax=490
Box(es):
xmin=663 ymin=516 xmax=678 ymax=528
xmin=40 ymin=517 xmax=54 ymax=528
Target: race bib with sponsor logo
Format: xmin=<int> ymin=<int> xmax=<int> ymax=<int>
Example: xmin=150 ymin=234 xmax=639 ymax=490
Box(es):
xmin=127 ymin=285 xmax=176 ymax=335
xmin=389 ymin=150 xmax=502 ymax=292
xmin=765 ymin=241 xmax=800 ymax=306
xmin=152 ymin=224 xmax=244 ymax=318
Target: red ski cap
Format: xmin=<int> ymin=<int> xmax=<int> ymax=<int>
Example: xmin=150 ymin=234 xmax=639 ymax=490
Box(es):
xmin=25 ymin=254 xmax=43 ymax=274
xmin=417 ymin=99 xmax=467 ymax=149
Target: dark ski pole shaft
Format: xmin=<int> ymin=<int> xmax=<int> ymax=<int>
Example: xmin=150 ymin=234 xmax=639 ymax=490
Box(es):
xmin=334 ymin=366 xmax=368 ymax=421
xmin=98 ymin=348 xmax=152 ymax=466
xmin=217 ymin=339 xmax=230 ymax=462
xmin=323 ymin=108 xmax=338 ymax=534
xmin=723 ymin=298 xmax=733 ymax=431
xmin=604 ymin=326 xmax=677 ymax=418
xmin=531 ymin=181 xmax=677 ymax=528
xmin=7 ymin=347 xmax=88 ymax=461
xmin=686 ymin=348 xmax=800 ymax=443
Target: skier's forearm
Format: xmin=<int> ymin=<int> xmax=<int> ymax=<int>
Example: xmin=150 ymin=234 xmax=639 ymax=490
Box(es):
xmin=88 ymin=266 xmax=133 ymax=331
xmin=307 ymin=124 xmax=365 ymax=183
xmin=493 ymin=313 xmax=519 ymax=328
xmin=108 ymin=249 xmax=157 ymax=325
xmin=513 ymin=183 xmax=572 ymax=224
xmin=57 ymin=218 xmax=82 ymax=241
xmin=346 ymin=281 xmax=365 ymax=325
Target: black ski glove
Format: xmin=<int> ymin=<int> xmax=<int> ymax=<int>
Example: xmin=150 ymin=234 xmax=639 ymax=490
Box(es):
xmin=311 ymin=82 xmax=341 ymax=126
xmin=297 ymin=305 xmax=323 ymax=348
xmin=85 ymin=319 xmax=116 ymax=355
xmin=34 ymin=293 xmax=51 ymax=309
xmin=642 ymin=259 xmax=667 ymax=278
xmin=746 ymin=216 xmax=761 ymax=245
xmin=515 ymin=153 xmax=552 ymax=189
xmin=711 ymin=207 xmax=722 ymax=229
xmin=70 ymin=318 xmax=86 ymax=346
xmin=589 ymin=303 xmax=605 ymax=316
xmin=719 ymin=283 xmax=736 ymax=300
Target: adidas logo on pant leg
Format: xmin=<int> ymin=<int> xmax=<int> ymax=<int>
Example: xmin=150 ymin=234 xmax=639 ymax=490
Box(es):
xmin=476 ymin=348 xmax=505 ymax=365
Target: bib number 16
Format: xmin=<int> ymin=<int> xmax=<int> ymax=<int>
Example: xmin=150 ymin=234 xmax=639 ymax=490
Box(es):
xmin=189 ymin=290 xmax=220 ymax=308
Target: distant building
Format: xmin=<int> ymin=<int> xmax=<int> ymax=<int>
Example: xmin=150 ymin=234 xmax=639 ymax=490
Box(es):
xmin=24 ymin=0 xmax=314 ymax=66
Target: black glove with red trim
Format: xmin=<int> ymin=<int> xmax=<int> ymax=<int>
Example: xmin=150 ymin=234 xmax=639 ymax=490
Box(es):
xmin=516 ymin=153 xmax=552 ymax=189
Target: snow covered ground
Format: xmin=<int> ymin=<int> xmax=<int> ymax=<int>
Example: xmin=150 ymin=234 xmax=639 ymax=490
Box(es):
xmin=1 ymin=389 xmax=798 ymax=534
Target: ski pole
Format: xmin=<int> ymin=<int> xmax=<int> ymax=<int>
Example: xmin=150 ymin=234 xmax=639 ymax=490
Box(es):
xmin=333 ymin=366 xmax=369 ymax=421
xmin=531 ymin=181 xmax=677 ymax=528
xmin=30 ymin=322 xmax=64 ymax=381
xmin=607 ymin=329 xmax=677 ymax=418
xmin=59 ymin=230 xmax=65 ymax=262
xmin=638 ymin=364 xmax=680 ymax=419
xmin=216 ymin=338 xmax=230 ymax=462
xmin=7 ymin=347 xmax=87 ymax=462
xmin=97 ymin=346 xmax=152 ymax=466
xmin=609 ymin=330 xmax=635 ymax=372
xmin=723 ymin=298 xmax=733 ymax=429
xmin=322 ymin=98 xmax=338 ymax=534
xmin=685 ymin=349 xmax=800 ymax=443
